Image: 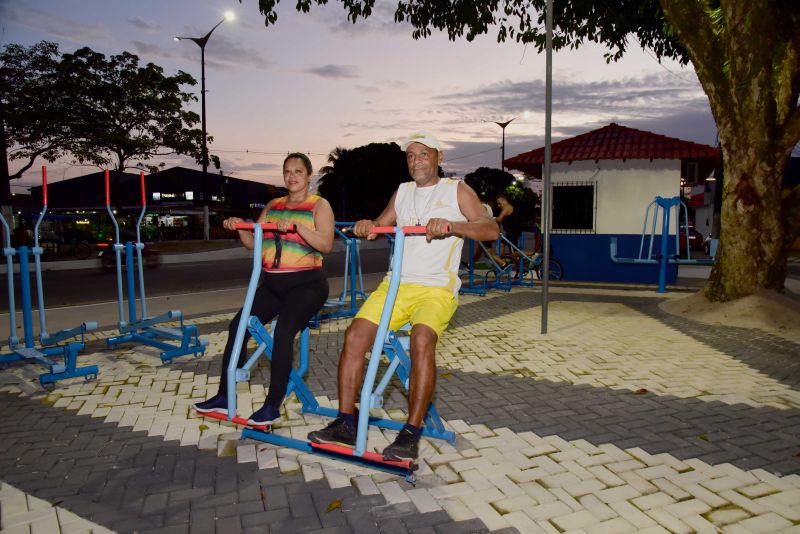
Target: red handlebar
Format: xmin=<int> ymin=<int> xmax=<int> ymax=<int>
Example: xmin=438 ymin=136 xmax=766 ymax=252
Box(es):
xmin=140 ymin=171 xmax=146 ymax=207
xmin=41 ymin=166 xmax=48 ymax=206
xmin=105 ymin=170 xmax=110 ymax=207
xmin=233 ymin=222 xmax=298 ymax=231
xmin=369 ymin=225 xmax=451 ymax=235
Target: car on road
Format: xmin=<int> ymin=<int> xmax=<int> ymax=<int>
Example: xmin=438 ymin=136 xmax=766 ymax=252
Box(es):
xmin=679 ymin=225 xmax=704 ymax=253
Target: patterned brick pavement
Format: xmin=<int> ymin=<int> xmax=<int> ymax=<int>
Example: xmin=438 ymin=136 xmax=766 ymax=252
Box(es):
xmin=1 ymin=285 xmax=799 ymax=533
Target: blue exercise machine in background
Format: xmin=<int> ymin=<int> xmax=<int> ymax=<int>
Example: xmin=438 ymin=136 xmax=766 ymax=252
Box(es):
xmin=309 ymin=223 xmax=366 ymax=327
xmin=0 ymin=166 xmax=98 ymax=389
xmin=459 ymin=238 xmax=513 ymax=296
xmin=197 ymin=223 xmax=455 ymax=482
xmin=103 ymin=170 xmax=207 ymax=362
xmin=610 ymin=195 xmax=714 ymax=293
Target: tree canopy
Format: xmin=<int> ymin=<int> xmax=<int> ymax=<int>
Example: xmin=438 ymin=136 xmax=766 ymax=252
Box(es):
xmin=317 ymin=143 xmax=411 ymax=221
xmin=245 ymin=0 xmax=800 ymax=301
xmin=1 ymin=41 xmax=215 ymax=204
xmin=464 ymin=167 xmax=515 ymax=203
xmin=0 ymin=42 xmax=72 ymax=184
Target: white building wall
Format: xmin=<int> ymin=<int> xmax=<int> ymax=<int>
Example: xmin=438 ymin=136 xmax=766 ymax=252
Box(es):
xmin=551 ymin=159 xmax=680 ymax=234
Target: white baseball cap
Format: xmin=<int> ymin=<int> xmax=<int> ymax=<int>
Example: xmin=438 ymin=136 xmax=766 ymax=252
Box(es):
xmin=401 ymin=130 xmax=442 ymax=151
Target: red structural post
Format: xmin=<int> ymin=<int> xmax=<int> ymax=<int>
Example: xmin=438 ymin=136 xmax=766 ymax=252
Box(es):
xmin=104 ymin=170 xmax=110 ymax=207
xmin=41 ymin=166 xmax=48 ymax=206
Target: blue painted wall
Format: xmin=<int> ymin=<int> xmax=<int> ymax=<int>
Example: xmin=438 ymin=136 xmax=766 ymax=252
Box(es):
xmin=550 ymin=234 xmax=678 ymax=285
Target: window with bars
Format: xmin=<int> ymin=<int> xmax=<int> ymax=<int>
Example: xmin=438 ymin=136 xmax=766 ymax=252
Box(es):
xmin=552 ymin=181 xmax=596 ymax=233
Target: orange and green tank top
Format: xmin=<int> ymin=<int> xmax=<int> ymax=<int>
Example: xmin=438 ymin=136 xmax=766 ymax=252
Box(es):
xmin=261 ymin=195 xmax=324 ymax=272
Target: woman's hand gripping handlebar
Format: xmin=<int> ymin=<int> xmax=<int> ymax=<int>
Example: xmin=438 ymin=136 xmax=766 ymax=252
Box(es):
xmin=229 ymin=221 xmax=298 ymax=232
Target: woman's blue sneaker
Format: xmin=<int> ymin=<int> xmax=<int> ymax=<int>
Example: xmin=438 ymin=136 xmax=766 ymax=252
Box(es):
xmin=194 ymin=394 xmax=227 ymax=414
xmin=248 ymin=404 xmax=281 ymax=426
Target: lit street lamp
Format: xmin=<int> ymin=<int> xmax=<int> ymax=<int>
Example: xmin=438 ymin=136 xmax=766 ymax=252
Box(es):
xmin=487 ymin=117 xmax=517 ymax=171
xmin=175 ymin=11 xmax=234 ymax=238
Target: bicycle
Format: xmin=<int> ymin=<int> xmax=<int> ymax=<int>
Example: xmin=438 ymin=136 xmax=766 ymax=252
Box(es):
xmin=500 ymin=236 xmax=565 ymax=281
xmin=64 ymin=238 xmax=92 ymax=260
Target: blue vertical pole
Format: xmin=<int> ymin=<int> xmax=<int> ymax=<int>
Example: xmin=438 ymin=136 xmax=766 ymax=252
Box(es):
xmin=348 ymin=237 xmax=357 ymax=313
xmin=226 ymin=227 xmax=263 ymax=420
xmin=18 ymin=247 xmax=34 ymax=348
xmin=658 ymin=206 xmax=670 ymax=293
xmin=125 ymin=242 xmax=137 ymax=323
xmin=468 ymin=239 xmax=475 ymax=286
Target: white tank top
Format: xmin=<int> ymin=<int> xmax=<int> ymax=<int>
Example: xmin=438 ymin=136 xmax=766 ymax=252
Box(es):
xmin=393 ymin=178 xmax=467 ymax=295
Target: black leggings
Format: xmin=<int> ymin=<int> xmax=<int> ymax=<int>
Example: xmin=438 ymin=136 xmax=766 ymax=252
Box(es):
xmin=217 ymin=269 xmax=328 ymax=407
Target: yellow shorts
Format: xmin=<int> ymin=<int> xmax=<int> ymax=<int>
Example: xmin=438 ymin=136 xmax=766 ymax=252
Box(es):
xmin=355 ymin=281 xmax=458 ymax=337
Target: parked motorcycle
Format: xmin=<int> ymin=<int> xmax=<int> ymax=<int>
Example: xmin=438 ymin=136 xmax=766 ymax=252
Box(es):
xmin=97 ymin=238 xmax=162 ymax=272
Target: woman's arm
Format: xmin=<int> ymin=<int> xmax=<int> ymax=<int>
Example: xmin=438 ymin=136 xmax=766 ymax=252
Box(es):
xmin=294 ymin=197 xmax=335 ymax=254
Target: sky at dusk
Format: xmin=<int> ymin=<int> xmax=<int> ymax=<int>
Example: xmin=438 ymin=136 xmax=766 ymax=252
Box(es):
xmin=1 ymin=0 xmax=719 ymax=192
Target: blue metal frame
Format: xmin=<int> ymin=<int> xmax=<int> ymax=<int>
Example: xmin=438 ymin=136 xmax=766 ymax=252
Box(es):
xmin=217 ymin=224 xmax=455 ymax=481
xmin=610 ymin=196 xmax=714 ymax=293
xmin=104 ymin=172 xmax=207 ymax=361
xmin=459 ymin=238 xmax=517 ymax=295
xmin=310 ymin=223 xmax=367 ymax=326
xmin=0 ymin=172 xmax=98 ymax=388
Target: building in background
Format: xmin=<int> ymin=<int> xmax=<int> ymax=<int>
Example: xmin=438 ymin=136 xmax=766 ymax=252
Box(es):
xmin=505 ymin=123 xmax=721 ymax=284
xmin=21 ymin=167 xmax=283 ymax=242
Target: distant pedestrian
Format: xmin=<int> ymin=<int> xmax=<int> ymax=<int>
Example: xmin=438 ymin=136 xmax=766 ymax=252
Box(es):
xmin=496 ymin=193 xmax=522 ymax=254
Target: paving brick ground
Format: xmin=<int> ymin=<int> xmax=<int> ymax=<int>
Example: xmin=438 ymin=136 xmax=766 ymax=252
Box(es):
xmin=1 ymin=284 xmax=799 ymax=533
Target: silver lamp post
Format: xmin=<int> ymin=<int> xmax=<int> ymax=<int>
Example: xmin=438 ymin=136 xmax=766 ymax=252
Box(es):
xmin=489 ymin=117 xmax=517 ymax=171
xmin=175 ymin=11 xmax=234 ymax=239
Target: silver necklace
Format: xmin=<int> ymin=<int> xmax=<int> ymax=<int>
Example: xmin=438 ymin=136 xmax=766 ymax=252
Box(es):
xmin=412 ymin=180 xmax=442 ymax=225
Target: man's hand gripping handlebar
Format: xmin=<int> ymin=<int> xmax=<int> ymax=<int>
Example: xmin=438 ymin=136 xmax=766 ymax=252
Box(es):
xmin=351 ymin=220 xmax=452 ymax=242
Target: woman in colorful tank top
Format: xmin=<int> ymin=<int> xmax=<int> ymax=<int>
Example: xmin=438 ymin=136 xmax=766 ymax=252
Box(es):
xmin=194 ymin=153 xmax=334 ymax=425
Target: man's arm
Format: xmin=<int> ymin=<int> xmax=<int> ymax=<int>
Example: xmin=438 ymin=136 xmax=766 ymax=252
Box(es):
xmin=428 ymin=182 xmax=499 ymax=242
xmin=353 ymin=191 xmax=398 ymax=240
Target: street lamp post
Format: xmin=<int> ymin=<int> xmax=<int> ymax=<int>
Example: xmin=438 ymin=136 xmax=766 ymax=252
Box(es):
xmin=175 ymin=11 xmax=234 ymax=239
xmin=490 ymin=117 xmax=517 ymax=171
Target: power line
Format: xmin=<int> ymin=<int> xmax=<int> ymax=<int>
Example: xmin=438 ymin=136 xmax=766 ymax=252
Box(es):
xmin=446 ymin=147 xmax=500 ymax=162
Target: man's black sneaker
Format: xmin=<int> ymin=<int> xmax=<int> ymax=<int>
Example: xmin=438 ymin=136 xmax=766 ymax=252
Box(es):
xmin=382 ymin=428 xmax=419 ymax=461
xmin=193 ymin=394 xmax=227 ymax=414
xmin=307 ymin=417 xmax=356 ymax=448
xmin=248 ymin=404 xmax=281 ymax=426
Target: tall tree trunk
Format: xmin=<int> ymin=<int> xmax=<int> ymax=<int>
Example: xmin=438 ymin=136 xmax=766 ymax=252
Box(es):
xmin=660 ymin=0 xmax=800 ymax=301
xmin=706 ymin=130 xmax=788 ymax=299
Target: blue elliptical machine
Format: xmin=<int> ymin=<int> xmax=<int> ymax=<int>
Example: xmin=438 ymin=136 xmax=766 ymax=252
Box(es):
xmin=610 ymin=195 xmax=714 ymax=293
xmin=196 ymin=223 xmax=455 ymax=482
xmin=103 ymin=170 xmax=207 ymax=361
xmin=309 ymin=222 xmax=366 ymax=326
xmin=0 ymin=166 xmax=98 ymax=389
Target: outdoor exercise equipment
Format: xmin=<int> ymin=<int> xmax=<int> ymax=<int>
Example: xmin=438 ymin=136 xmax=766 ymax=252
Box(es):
xmin=197 ymin=223 xmax=455 ymax=482
xmin=309 ymin=222 xmax=366 ymax=327
xmin=610 ymin=195 xmax=713 ymax=293
xmin=0 ymin=166 xmax=98 ymax=388
xmin=104 ymin=170 xmax=207 ymax=361
xmin=459 ymin=238 xmax=514 ymax=295
xmin=504 ymin=233 xmax=564 ymax=284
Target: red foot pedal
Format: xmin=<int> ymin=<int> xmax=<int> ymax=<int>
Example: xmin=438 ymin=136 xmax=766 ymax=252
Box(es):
xmin=310 ymin=441 xmax=414 ymax=470
xmin=195 ymin=409 xmax=270 ymax=431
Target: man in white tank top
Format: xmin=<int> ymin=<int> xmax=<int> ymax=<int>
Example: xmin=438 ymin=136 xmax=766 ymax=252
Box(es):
xmin=308 ymin=131 xmax=499 ymax=461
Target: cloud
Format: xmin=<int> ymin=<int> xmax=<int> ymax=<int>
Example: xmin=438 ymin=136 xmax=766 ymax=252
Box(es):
xmin=433 ymin=72 xmax=710 ymax=131
xmin=303 ymin=64 xmax=360 ymax=79
xmin=3 ymin=5 xmax=112 ymax=43
xmin=126 ymin=16 xmax=162 ymax=33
